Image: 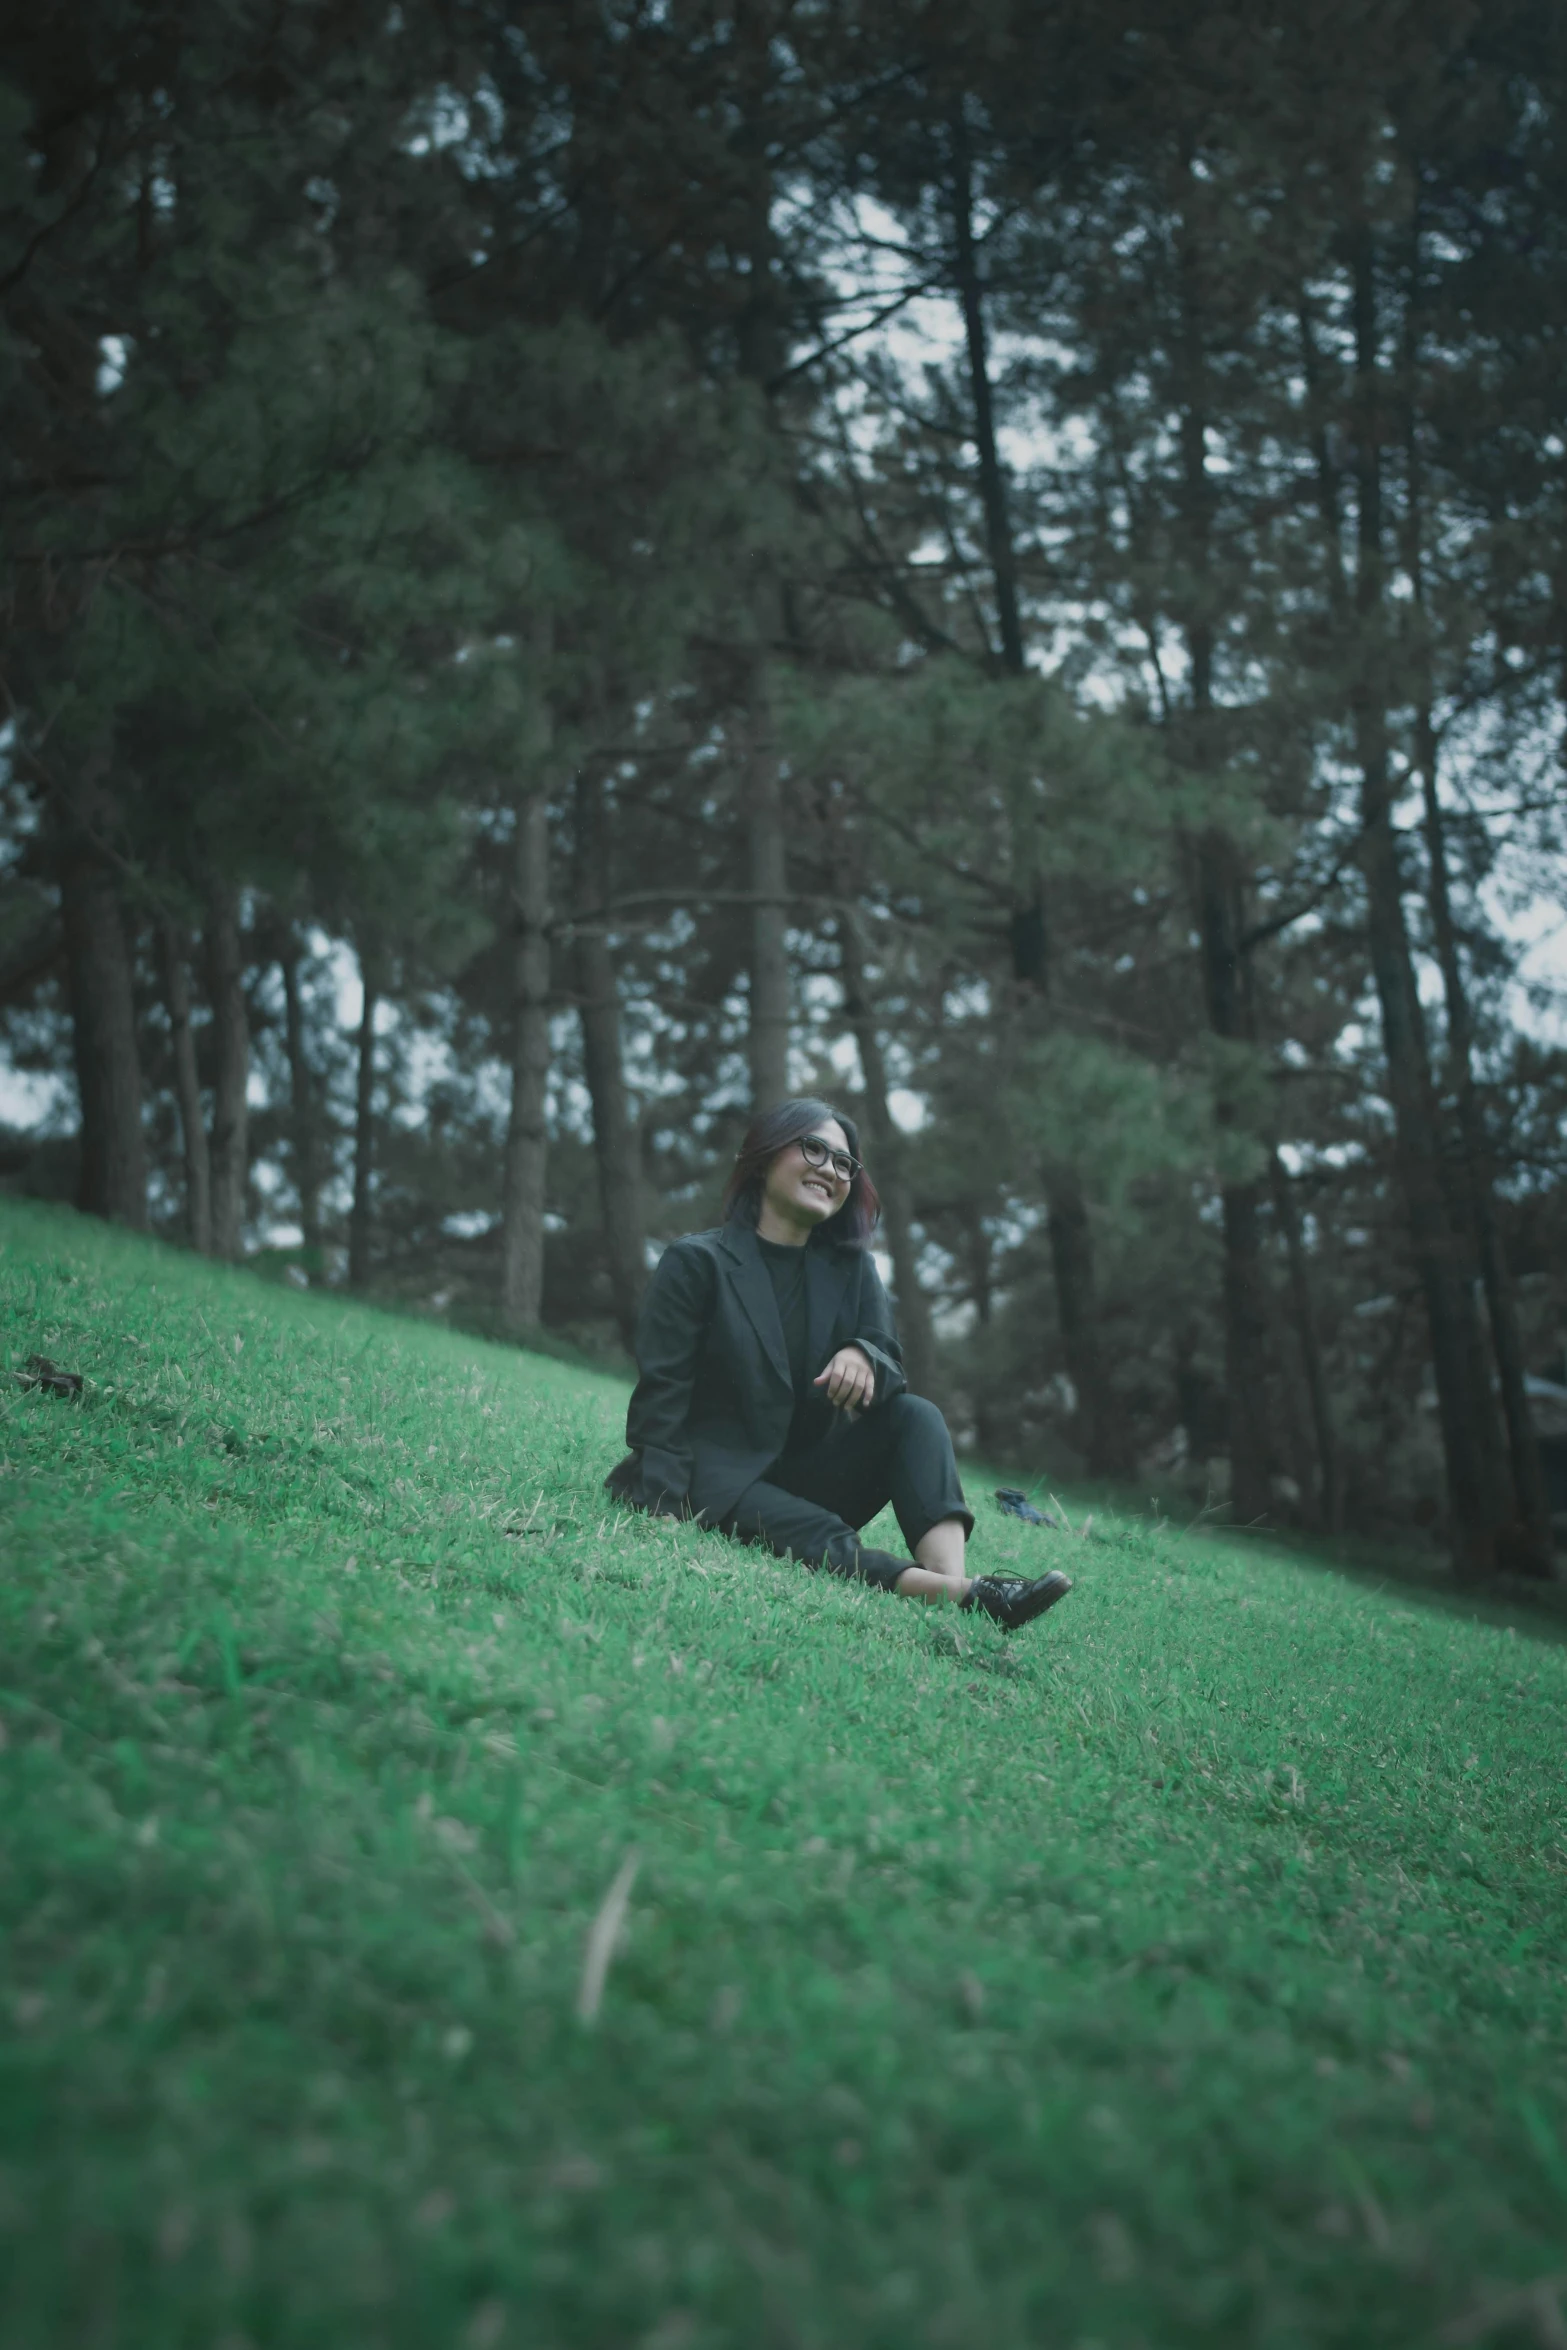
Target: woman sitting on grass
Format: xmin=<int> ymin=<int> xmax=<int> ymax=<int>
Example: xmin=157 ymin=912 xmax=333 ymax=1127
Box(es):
xmin=606 ymin=1098 xmax=1073 ymax=1632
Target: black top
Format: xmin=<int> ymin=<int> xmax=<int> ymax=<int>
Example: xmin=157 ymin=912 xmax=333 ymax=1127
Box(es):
xmin=755 ymin=1235 xmax=810 ymax=1387
xmin=755 ymin=1233 xmax=814 ymax=1452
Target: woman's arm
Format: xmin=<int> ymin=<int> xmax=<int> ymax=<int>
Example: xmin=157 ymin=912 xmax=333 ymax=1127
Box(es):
xmin=848 ymin=1252 xmax=907 ymax=1406
xmin=624 ymin=1240 xmax=715 ymax=1509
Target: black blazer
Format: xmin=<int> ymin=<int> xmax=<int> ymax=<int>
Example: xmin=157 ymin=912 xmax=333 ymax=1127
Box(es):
xmin=605 ymin=1220 xmax=906 ymax=1524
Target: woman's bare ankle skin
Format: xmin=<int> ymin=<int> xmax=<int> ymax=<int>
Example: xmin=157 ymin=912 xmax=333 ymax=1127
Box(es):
xmin=894 ymin=1563 xmax=972 ymax=1604
xmin=898 ymin=1515 xmax=970 ymax=1601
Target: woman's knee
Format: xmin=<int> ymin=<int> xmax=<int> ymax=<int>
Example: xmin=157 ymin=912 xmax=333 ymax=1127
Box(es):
xmin=885 ymin=1391 xmax=952 ymax=1447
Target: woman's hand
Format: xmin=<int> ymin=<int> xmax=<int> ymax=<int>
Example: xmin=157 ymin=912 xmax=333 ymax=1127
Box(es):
xmin=814 ymin=1344 xmax=875 ymax=1411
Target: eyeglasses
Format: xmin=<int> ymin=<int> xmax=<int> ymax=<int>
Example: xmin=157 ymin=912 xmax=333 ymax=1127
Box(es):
xmin=799 ymin=1134 xmax=860 ymax=1183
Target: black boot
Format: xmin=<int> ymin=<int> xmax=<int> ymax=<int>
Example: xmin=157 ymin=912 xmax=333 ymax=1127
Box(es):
xmin=962 ymin=1569 xmax=1073 ymax=1632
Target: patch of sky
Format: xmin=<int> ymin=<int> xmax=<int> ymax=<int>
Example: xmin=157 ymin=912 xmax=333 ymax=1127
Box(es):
xmin=467 ymin=1056 xmax=516 ymax=1129
xmin=97 ymin=336 xmax=130 ymax=396
xmin=943 ymin=977 xmax=991 ymax=1024
xmin=441 ymin=1209 xmax=494 ymax=1240
xmin=251 ymin=1158 xmax=289 ymax=1207
xmin=548 ymin=1067 xmax=594 ymax=1143
xmin=304 ymin=177 xmax=340 ymax=230
xmin=403 ymin=81 xmax=508 ymax=180
xmin=823 ymin=1032 xmax=860 ymax=1090
xmin=984 ymin=1200 xmax=1045 ymax=1251
xmin=1279 ymin=1139 xmax=1367 ymax=1177
xmin=0 ymin=1067 xmax=69 ymax=1129
xmin=1416 ymin=958 xmax=1447 ymax=1012
xmin=933 ymin=1295 xmax=975 ymax=1342
xmin=1489 ymin=895 xmax=1567 ymax=1047
xmin=406 ymin=88 xmax=470 ymax=155
xmin=393 ymin=1028 xmax=461 ymax=1127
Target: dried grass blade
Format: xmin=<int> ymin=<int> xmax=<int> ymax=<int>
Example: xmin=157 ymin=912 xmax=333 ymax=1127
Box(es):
xmin=575 ymin=1850 xmax=640 ymax=2025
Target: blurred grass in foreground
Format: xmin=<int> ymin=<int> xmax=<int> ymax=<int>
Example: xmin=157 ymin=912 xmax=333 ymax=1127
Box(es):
xmin=3 ymin=1200 xmax=1566 ymax=2350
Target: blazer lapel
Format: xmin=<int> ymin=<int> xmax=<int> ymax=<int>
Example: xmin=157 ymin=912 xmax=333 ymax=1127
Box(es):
xmin=805 ymin=1244 xmax=855 ymax=1379
xmin=718 ymin=1223 xmax=792 ymax=1393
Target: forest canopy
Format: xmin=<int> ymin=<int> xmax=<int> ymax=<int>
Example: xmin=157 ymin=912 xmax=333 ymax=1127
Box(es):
xmin=4 ymin=0 xmax=1567 ymax=1578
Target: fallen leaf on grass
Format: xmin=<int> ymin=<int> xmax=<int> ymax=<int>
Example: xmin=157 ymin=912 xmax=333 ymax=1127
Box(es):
xmin=17 ymin=1354 xmax=83 ymax=1398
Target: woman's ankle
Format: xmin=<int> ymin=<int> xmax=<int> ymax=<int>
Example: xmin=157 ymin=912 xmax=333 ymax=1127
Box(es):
xmin=894 ymin=1564 xmax=971 ymax=1604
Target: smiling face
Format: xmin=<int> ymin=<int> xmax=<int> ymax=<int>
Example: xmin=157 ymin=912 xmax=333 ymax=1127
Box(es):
xmin=758 ymin=1119 xmax=853 ymax=1242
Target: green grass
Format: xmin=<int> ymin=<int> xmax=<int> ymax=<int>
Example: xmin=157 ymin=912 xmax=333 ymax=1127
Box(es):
xmin=3 ymin=1200 xmax=1566 ymax=2350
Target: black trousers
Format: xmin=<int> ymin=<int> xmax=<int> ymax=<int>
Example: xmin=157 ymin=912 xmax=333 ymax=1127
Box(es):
xmin=720 ymin=1393 xmax=974 ymax=1591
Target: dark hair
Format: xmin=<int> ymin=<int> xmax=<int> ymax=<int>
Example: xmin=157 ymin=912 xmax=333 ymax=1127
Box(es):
xmin=721 ymin=1097 xmax=881 ymax=1249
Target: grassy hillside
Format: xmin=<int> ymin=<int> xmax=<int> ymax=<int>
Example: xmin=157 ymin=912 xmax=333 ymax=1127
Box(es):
xmin=3 ymin=1200 xmax=1566 ymax=2350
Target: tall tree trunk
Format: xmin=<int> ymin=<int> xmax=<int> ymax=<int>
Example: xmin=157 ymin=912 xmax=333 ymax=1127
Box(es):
xmin=746 ymin=735 xmax=790 ymax=1110
xmin=348 ymin=952 xmax=379 ymax=1292
xmin=278 ymin=934 xmax=323 ymax=1275
xmin=1194 ymin=839 xmax=1275 ymax=1521
xmin=204 ymin=883 xmax=249 ymax=1262
xmin=1396 ymin=262 xmax=1553 ymax=1574
xmin=1269 ymin=1150 xmax=1342 ymax=1533
xmin=1416 ymin=726 xmax=1554 ymax=1574
xmin=1217 ymin=1174 xmax=1273 ymax=1521
xmin=573 ymin=765 xmax=646 ymax=1351
xmin=60 ymin=836 xmax=147 ymax=1229
xmin=158 ymin=918 xmax=210 ymax=1254
xmin=730 ymin=87 xmax=792 ymax=1119
xmin=501 ymin=785 xmax=552 ymax=1335
xmin=952 ymin=123 xmax=1114 ymax=1461
xmin=1345 ymin=235 xmax=1505 ymax=1577
xmin=838 ymin=912 xmax=938 ymax=1398
xmin=1356 ymin=791 xmax=1502 ymax=1570
xmin=1044 ymin=1166 xmax=1127 ymax=1477
xmin=965 ymin=1210 xmax=999 ymax=1456
xmin=1171 ymin=175 xmax=1276 ymax=1524
xmin=952 ymin=116 xmax=1024 ymax=677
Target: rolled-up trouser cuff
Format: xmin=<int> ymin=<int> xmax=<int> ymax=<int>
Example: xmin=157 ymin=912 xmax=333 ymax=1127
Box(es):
xmin=828 ymin=1535 xmax=905 ymax=1590
xmin=900 ymin=1504 xmax=974 ymax=1552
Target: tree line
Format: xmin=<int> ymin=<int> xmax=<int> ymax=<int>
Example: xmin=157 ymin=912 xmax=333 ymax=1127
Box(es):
xmin=4 ymin=0 xmax=1567 ymax=1577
